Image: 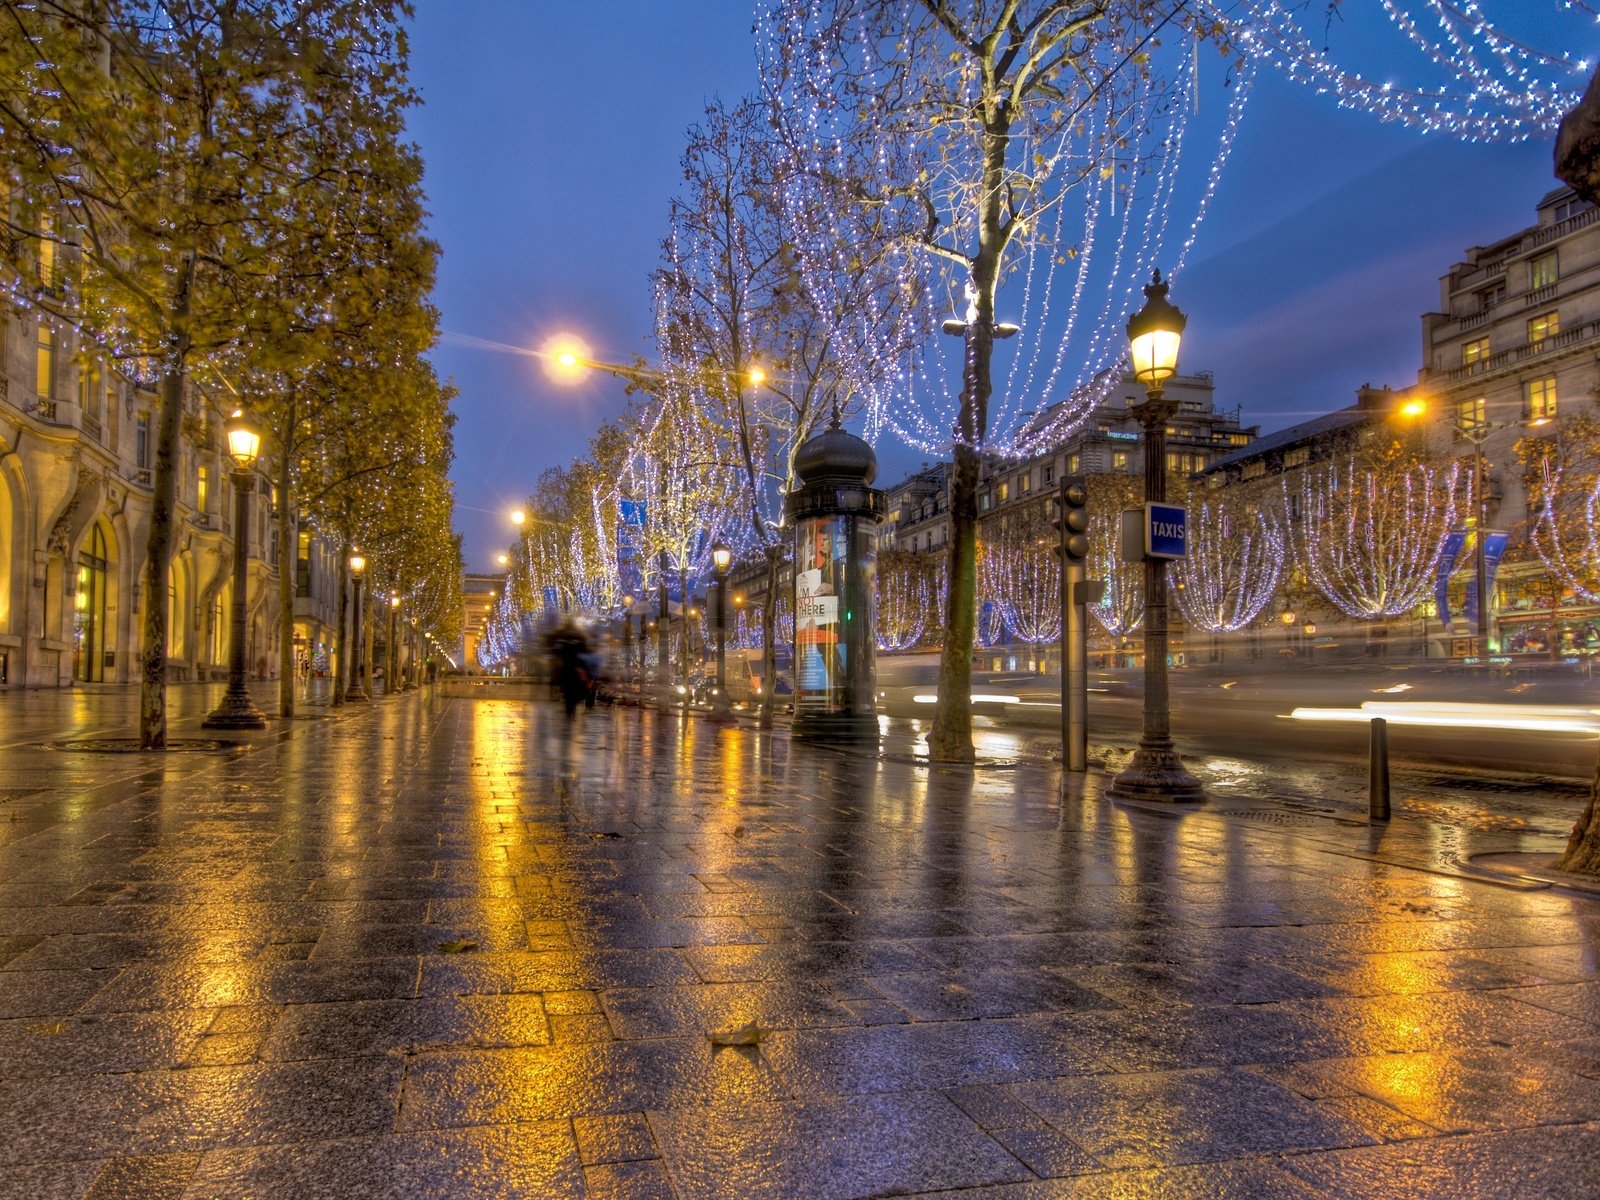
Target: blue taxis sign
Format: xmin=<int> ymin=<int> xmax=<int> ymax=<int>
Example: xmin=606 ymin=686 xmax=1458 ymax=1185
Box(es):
xmin=1145 ymin=503 xmax=1187 ymax=559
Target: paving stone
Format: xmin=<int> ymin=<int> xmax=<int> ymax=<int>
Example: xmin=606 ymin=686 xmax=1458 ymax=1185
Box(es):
xmin=649 ymin=1090 xmax=1033 ymax=1200
xmin=573 ymin=1111 xmax=659 ymax=1164
xmin=1277 ymin=1122 xmax=1600 ymax=1199
xmin=180 ymin=1121 xmax=584 ymax=1199
xmin=0 ymin=691 xmax=1596 ymax=1197
xmin=1009 ymin=1066 xmax=1377 ymax=1169
xmin=83 ymin=1152 xmax=201 ymax=1200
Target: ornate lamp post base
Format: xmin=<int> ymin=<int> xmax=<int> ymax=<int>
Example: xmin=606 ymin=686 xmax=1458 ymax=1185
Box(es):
xmin=1106 ymin=737 xmax=1204 ymax=803
xmin=203 ymin=687 xmax=267 ymax=730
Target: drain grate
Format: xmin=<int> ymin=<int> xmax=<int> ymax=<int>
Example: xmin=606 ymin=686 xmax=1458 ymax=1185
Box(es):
xmin=40 ymin=738 xmax=242 ymax=754
xmin=1227 ymin=809 xmax=1330 ymax=826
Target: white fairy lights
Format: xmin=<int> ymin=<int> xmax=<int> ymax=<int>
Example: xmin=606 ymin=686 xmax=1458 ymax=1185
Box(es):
xmin=1172 ymin=499 xmax=1288 ymax=633
xmin=1291 ymin=455 xmax=1466 ymax=619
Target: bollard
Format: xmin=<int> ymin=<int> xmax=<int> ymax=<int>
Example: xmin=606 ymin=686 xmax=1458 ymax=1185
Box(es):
xmin=1368 ymin=716 xmax=1391 ymax=822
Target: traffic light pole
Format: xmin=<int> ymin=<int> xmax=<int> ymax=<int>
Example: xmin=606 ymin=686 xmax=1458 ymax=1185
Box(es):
xmin=1056 ymin=476 xmax=1090 ymax=773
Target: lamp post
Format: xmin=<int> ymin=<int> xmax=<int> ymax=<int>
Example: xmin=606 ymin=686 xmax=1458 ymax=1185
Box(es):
xmin=1108 ymin=270 xmax=1204 ymax=803
xmin=387 ymin=595 xmax=400 ymax=693
xmin=621 ymin=593 xmax=635 ymax=698
xmin=711 ymin=543 xmax=732 ymax=716
xmin=346 ymin=551 xmax=368 ymax=702
xmin=203 ymin=411 xmax=267 ymax=730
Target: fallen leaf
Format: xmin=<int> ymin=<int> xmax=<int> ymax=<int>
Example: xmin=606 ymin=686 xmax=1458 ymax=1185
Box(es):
xmin=710 ymin=1021 xmax=768 ymax=1048
xmin=27 ymin=1021 xmax=68 ymax=1036
xmin=436 ymin=939 xmax=479 ymax=954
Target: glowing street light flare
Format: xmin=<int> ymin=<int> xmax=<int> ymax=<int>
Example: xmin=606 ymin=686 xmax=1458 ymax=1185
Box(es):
xmin=1287 ymin=701 xmax=1600 ymax=735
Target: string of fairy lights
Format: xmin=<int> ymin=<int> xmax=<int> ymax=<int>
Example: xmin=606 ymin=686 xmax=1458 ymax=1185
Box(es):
xmin=759 ymin=0 xmax=1592 ymax=469
xmin=1173 ymin=500 xmax=1288 ymax=634
xmin=1291 ymin=457 xmax=1467 ymax=619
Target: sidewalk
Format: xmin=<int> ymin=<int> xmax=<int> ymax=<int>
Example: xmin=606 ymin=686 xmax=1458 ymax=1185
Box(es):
xmin=0 ymin=687 xmax=1596 ymax=1198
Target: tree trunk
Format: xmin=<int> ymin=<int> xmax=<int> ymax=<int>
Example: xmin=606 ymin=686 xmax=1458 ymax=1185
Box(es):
xmin=276 ymin=398 xmax=296 ymax=719
xmin=1556 ymin=753 xmax=1600 ymax=874
xmin=138 ymin=291 xmax=192 ymax=749
xmin=332 ymin=541 xmax=349 ymax=706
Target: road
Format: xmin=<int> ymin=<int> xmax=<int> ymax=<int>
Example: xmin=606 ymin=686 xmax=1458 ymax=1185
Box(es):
xmin=876 ymin=655 xmax=1600 ymax=780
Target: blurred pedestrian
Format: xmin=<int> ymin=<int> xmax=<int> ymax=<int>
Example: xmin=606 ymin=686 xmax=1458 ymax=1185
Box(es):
xmin=547 ymin=620 xmax=596 ymax=717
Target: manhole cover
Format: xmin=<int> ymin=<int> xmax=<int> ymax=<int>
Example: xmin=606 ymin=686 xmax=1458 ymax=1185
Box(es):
xmin=41 ymin=738 xmax=243 ymax=753
xmin=1228 ymin=809 xmax=1329 ymax=826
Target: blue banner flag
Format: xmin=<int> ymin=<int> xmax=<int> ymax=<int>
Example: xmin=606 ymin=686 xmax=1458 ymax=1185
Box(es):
xmin=1435 ymin=530 xmax=1467 ymax=631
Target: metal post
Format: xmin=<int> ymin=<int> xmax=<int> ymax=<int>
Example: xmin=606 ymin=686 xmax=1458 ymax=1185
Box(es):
xmin=1107 ymin=385 xmax=1203 ymax=803
xmin=203 ymin=471 xmax=266 ymax=729
xmin=387 ymin=601 xmax=398 ymax=694
xmin=347 ymin=572 xmax=368 ymax=701
xmin=656 ymin=552 xmax=669 ymax=698
xmin=1474 ymin=438 xmax=1490 ymax=656
xmin=1369 ymin=716 xmax=1391 ymax=822
xmin=713 ymin=577 xmax=730 ymax=716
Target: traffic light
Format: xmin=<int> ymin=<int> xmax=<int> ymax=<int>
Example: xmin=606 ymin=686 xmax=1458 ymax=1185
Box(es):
xmin=1052 ymin=475 xmax=1090 ymax=564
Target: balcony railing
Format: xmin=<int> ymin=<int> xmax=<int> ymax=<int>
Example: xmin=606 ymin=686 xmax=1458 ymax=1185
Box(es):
xmin=1437 ymin=320 xmax=1600 ymax=383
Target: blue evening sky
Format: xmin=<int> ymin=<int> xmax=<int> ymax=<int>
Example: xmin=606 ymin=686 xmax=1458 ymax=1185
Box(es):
xmin=405 ymin=3 xmax=1583 ymax=570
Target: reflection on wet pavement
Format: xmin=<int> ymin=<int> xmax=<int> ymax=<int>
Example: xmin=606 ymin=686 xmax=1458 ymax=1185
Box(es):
xmin=0 ymin=688 xmax=1595 ymax=1197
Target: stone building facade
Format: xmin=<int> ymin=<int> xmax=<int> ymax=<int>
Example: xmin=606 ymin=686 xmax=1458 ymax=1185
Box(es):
xmin=0 ymin=304 xmax=345 ymax=688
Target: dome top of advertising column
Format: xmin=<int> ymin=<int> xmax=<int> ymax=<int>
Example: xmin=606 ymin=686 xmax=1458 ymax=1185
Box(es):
xmin=793 ymin=425 xmax=877 ymax=488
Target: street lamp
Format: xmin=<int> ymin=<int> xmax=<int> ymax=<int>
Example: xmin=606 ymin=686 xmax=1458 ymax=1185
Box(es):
xmin=203 ymin=411 xmax=267 ymax=730
xmin=1107 ymin=270 xmax=1204 ymax=804
xmin=346 ymin=551 xmax=368 ymax=702
xmin=711 ymin=542 xmax=732 ymax=716
xmin=388 ymin=595 xmax=401 ymax=693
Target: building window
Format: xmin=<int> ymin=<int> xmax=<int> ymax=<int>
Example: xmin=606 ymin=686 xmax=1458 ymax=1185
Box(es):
xmin=1553 ymin=196 xmax=1593 ymax=223
xmin=1242 ymin=461 xmax=1267 ymax=481
xmin=1066 ymin=454 xmax=1080 ymax=474
xmin=1111 ymin=451 xmax=1129 ymax=472
xmin=1042 ymin=463 xmax=1054 ymax=485
xmin=1530 ymin=251 xmax=1558 ymax=290
xmin=996 ymin=480 xmax=1009 ymax=503
xmin=1458 ymin=397 xmax=1486 ymax=431
xmin=1283 ymin=447 xmax=1309 ymax=469
xmin=1230 ymin=433 xmax=1250 ymax=446
xmin=135 ymin=413 xmax=151 ymax=468
xmin=1462 ymin=337 xmax=1489 ymax=366
xmin=197 ymin=464 xmax=209 ymax=515
xmin=35 ymin=324 xmax=55 ymax=399
xmin=1477 ymin=284 xmax=1505 ymax=312
xmin=37 ymin=212 xmax=56 ymax=291
xmin=1528 ymin=311 xmax=1560 ymax=345
xmin=1019 ymin=472 xmax=1031 ymax=495
xmin=979 ymin=492 xmax=991 ymax=511
xmin=1526 ymin=375 xmax=1558 ymax=422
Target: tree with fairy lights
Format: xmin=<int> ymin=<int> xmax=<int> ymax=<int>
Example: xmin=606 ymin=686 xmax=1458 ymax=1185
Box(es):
xmin=625 ymin=308 xmax=742 ymax=688
xmin=1517 ymin=414 xmax=1600 ymax=874
xmin=661 ymin=95 xmax=922 ymax=726
xmin=979 ymin=502 xmax=1060 ymax=664
xmin=761 ymin=1 xmax=1258 ymax=760
xmin=1085 ymin=473 xmax=1143 ymax=640
xmin=1172 ymin=491 xmax=1287 ymax=658
xmin=1290 ymin=438 xmax=1466 ymax=622
xmin=877 ymin=549 xmax=942 ymax=652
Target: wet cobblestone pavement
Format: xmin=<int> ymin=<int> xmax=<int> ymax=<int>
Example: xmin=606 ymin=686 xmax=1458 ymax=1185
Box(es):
xmin=1 ymin=687 xmax=1598 ymax=1198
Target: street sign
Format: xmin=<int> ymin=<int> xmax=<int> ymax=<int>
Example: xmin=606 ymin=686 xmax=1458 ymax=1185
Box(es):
xmin=1145 ymin=502 xmax=1187 ymax=559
